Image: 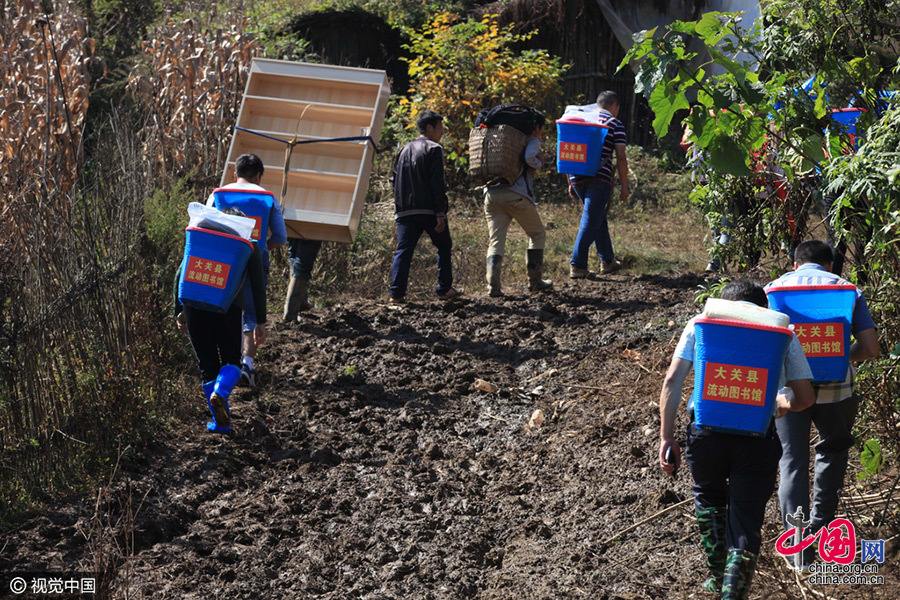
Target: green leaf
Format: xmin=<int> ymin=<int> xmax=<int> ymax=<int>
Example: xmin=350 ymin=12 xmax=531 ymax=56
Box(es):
xmin=858 ymin=438 xmax=883 ymax=481
xmin=695 ymin=12 xmax=727 ymax=45
xmin=649 ymin=84 xmax=690 ymax=138
xmin=847 ymin=56 xmax=882 ymax=85
xmin=707 ymin=134 xmax=750 ymax=176
xmin=668 ymin=20 xmax=697 ymax=35
xmin=708 ymin=47 xmax=747 ymax=82
xmin=800 ymin=133 xmax=826 ymax=170
xmin=688 ymin=107 xmax=716 ymax=148
xmin=814 ymin=92 xmax=828 ymax=119
xmin=618 ymin=27 xmax=657 ymax=71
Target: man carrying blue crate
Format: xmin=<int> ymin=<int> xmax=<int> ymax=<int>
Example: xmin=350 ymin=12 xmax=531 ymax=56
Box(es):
xmin=174 ymin=206 xmax=268 ymax=434
xmin=568 ymin=91 xmax=629 ymax=278
xmin=659 ymin=281 xmax=815 ymax=599
xmin=208 ymin=154 xmax=288 ymax=387
xmin=764 ymin=240 xmax=880 ymax=570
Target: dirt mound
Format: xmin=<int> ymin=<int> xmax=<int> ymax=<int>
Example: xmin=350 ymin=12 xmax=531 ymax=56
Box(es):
xmin=3 ymin=273 xmax=895 ymax=598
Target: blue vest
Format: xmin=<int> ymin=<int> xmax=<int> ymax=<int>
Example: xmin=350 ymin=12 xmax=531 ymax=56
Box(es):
xmin=211 ymin=188 xmax=276 ymax=248
xmin=766 ymin=284 xmax=857 ymax=383
xmin=178 ymin=226 xmax=253 ymax=313
xmin=692 ymin=317 xmax=792 ymax=437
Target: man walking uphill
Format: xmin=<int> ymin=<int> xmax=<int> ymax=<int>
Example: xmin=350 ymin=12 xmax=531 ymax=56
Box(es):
xmin=659 ymin=281 xmax=815 ymax=598
xmin=483 ymin=114 xmax=552 ymax=297
xmin=388 ymin=110 xmax=460 ymax=302
xmin=207 ymin=153 xmax=287 ymax=387
xmin=569 ymin=91 xmax=628 ymax=278
xmin=765 ymin=240 xmax=880 ymax=570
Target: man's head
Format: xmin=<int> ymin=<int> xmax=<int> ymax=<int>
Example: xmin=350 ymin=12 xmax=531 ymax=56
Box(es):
xmin=596 ymin=91 xmax=621 ymax=118
xmin=416 ymin=110 xmax=444 ymax=142
xmin=793 ymin=240 xmax=834 ymax=270
xmin=720 ymin=279 xmax=768 ymax=308
xmin=235 ymin=153 xmax=264 ymax=183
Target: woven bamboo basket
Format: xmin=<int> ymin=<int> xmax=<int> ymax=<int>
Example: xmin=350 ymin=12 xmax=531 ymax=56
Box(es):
xmin=468 ymin=124 xmax=528 ymax=184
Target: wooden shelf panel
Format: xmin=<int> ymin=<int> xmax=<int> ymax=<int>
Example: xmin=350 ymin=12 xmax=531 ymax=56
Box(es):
xmin=230 ymin=128 xmax=364 ymax=177
xmin=247 ymin=72 xmax=379 ymax=108
xmin=226 ymin=161 xmax=358 ymax=184
xmin=223 ymin=59 xmax=390 ymax=241
xmin=238 ymin=99 xmax=371 ymax=139
xmin=224 ymin=164 xmax=356 ymax=217
xmin=243 ymin=95 xmax=374 ymax=122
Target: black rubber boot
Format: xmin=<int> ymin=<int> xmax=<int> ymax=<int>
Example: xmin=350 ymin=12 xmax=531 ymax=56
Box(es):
xmin=526 ymin=249 xmax=552 ymax=291
xmin=721 ymin=548 xmax=758 ymax=600
xmin=486 ymin=255 xmax=503 ymax=297
xmin=695 ymin=506 xmax=727 ymax=593
xmin=283 ymin=276 xmax=311 ymax=321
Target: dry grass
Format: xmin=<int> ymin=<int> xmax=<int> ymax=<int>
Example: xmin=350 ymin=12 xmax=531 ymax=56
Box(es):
xmin=265 ymin=186 xmax=708 ymax=305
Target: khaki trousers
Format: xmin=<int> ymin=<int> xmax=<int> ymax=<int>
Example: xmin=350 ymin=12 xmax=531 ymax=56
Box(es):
xmin=483 ymin=187 xmax=546 ymax=257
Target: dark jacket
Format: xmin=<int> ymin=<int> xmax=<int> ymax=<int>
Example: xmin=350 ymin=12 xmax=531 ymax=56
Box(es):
xmin=392 ymin=136 xmax=449 ymax=218
xmin=174 ymin=245 xmax=267 ymax=324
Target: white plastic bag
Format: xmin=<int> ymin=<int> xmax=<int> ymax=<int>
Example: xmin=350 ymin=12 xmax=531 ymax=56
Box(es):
xmin=703 ymin=297 xmax=790 ymax=329
xmin=559 ymin=103 xmax=605 ymax=124
xmin=186 ymin=202 xmax=255 ymax=240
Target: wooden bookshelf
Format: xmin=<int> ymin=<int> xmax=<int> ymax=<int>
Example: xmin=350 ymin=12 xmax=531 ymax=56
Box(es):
xmin=222 ymin=59 xmax=390 ymax=243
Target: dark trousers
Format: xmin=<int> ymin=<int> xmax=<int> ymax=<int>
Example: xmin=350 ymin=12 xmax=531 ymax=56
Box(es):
xmin=570 ymin=180 xmax=615 ymax=267
xmin=389 ymin=214 xmax=453 ymax=298
xmin=685 ymin=424 xmax=782 ymax=554
xmin=776 ymin=396 xmax=859 ymax=532
xmin=185 ymin=304 xmax=242 ymax=382
xmin=288 ymin=239 xmax=323 ymax=280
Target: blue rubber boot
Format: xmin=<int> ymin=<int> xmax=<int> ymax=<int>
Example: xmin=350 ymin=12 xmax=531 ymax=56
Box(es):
xmin=202 ymin=380 xmax=218 ymax=432
xmin=207 ymin=365 xmax=240 ymax=434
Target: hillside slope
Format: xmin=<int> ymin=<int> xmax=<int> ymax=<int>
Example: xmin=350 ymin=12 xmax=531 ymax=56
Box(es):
xmin=4 ymin=274 xmax=895 ymax=599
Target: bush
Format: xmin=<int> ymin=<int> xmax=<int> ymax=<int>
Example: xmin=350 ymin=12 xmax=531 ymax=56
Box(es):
xmin=400 ymin=12 xmax=567 ymax=175
xmin=144 ymin=175 xmax=199 ymax=286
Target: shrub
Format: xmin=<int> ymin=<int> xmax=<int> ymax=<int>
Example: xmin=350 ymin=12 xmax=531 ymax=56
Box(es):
xmin=400 ymin=12 xmax=567 ymax=175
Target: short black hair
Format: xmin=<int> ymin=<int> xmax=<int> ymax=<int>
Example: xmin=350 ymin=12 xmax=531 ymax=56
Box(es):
xmin=416 ymin=110 xmax=443 ymax=133
xmin=793 ymin=240 xmax=834 ymax=266
xmin=596 ymin=91 xmax=620 ymax=109
xmin=235 ymin=154 xmax=264 ymax=179
xmin=720 ymin=280 xmax=768 ymax=308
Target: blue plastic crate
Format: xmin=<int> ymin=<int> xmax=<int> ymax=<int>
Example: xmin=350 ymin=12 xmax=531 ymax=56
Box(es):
xmin=556 ymin=119 xmax=609 ymax=176
xmin=829 ymin=108 xmax=863 ymax=133
xmin=692 ymin=318 xmax=792 ymax=436
xmin=210 ymin=188 xmax=277 ymax=246
xmin=829 ymin=108 xmax=865 ymax=150
xmin=767 ymin=284 xmax=857 ymax=383
xmin=178 ymin=226 xmax=254 ymax=313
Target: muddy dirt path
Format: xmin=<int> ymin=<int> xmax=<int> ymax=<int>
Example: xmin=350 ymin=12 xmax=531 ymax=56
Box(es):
xmin=3 ymin=274 xmax=895 ymax=599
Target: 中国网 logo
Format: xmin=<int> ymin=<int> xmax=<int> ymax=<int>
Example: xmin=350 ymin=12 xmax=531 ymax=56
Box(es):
xmin=775 ymin=507 xmax=885 ymax=585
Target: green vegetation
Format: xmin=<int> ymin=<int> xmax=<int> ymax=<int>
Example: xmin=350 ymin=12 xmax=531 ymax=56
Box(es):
xmin=401 ymin=12 xmax=568 ymax=174
xmin=622 ymin=3 xmax=899 ymax=471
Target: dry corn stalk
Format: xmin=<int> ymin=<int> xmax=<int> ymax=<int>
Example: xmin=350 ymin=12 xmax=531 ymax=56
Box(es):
xmin=0 ymin=0 xmax=93 ymax=235
xmin=126 ymin=15 xmax=260 ymax=181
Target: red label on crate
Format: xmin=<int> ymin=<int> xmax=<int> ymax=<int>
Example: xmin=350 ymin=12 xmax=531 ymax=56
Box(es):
xmin=249 ymin=216 xmax=262 ymax=241
xmin=794 ymin=322 xmax=845 ymax=357
xmin=185 ymin=256 xmax=230 ymax=289
xmin=559 ymin=142 xmax=588 ymax=163
xmin=702 ymin=362 xmax=769 ymax=406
